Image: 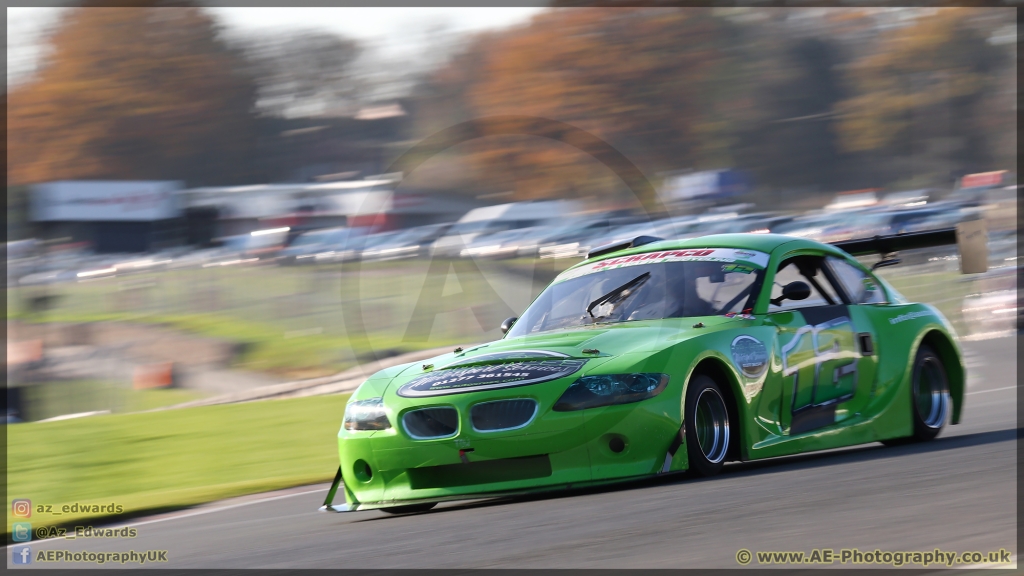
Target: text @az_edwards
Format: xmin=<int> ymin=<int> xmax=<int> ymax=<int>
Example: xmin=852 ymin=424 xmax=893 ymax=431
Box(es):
xmin=25 ymin=502 xmax=124 ymax=516
xmin=735 ymin=548 xmax=1014 ymax=567
xmin=34 ymin=525 xmax=137 ymax=539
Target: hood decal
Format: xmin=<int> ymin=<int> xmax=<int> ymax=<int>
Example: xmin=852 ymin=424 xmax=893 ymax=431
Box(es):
xmin=396 ymin=358 xmax=587 ymax=398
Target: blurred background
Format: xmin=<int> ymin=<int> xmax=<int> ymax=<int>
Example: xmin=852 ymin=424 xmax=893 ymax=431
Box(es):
xmin=6 ymin=4 xmax=1018 ymax=423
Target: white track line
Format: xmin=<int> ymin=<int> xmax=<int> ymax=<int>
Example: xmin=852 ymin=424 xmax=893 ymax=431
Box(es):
xmin=6 ymin=486 xmax=327 ymax=549
xmin=966 ymin=386 xmax=1018 ymax=396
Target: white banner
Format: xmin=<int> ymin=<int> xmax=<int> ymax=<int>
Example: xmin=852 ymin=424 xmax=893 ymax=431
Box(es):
xmin=32 ymin=181 xmax=183 ymax=222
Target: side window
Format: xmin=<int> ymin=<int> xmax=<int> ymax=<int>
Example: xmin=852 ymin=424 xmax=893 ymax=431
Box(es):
xmin=827 ymin=257 xmax=888 ymax=304
xmin=694 ymin=268 xmax=761 ymax=314
xmin=769 ymin=259 xmax=839 ymax=311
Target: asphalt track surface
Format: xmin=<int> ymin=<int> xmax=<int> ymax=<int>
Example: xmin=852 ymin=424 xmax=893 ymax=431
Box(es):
xmin=8 ymin=336 xmax=1018 ymax=569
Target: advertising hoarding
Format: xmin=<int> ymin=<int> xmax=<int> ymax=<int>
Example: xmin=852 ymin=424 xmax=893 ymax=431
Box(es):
xmin=31 ymin=181 xmax=183 ymax=222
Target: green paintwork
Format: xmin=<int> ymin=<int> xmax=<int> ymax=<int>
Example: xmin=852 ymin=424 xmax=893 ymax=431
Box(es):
xmin=333 ymin=234 xmax=966 ymax=510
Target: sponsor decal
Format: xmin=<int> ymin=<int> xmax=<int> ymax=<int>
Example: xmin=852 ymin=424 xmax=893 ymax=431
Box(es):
xmin=888 ymin=311 xmax=932 ymax=325
xmin=397 ymin=359 xmax=588 ymax=397
xmin=722 ymin=263 xmax=756 ymax=274
xmin=731 ymin=335 xmax=769 ymax=377
xmin=779 ymin=312 xmax=860 ymax=434
xmin=555 ymin=248 xmax=770 ymax=283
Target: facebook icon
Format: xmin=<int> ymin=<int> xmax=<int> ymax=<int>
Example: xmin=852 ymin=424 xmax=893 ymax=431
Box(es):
xmin=12 ymin=546 xmax=32 ymax=565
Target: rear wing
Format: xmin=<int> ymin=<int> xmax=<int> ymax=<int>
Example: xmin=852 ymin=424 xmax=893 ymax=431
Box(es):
xmin=586 ymin=235 xmax=664 ymax=260
xmin=830 ymin=220 xmax=988 ymax=274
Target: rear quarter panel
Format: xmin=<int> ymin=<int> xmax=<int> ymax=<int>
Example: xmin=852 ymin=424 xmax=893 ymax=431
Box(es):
xmin=868 ymin=303 xmax=965 ymax=426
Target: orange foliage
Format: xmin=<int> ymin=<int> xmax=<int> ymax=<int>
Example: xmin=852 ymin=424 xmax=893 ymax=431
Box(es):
xmin=837 ymin=8 xmax=1006 ymax=154
xmin=419 ymin=8 xmax=734 ymax=200
xmin=7 ymin=7 xmax=259 ymax=187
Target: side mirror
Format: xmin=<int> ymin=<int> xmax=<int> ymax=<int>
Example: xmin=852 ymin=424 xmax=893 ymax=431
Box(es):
xmin=500 ymin=317 xmax=518 ymax=335
xmin=771 ymin=281 xmax=811 ymax=307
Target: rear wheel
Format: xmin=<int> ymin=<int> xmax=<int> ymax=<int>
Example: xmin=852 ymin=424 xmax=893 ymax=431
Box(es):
xmin=380 ymin=503 xmax=437 ymax=515
xmin=684 ymin=374 xmax=732 ymax=477
xmin=882 ymin=344 xmax=949 ymax=445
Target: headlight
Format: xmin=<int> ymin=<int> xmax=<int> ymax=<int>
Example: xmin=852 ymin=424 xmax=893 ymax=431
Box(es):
xmin=553 ymin=373 xmax=669 ymax=411
xmin=343 ymin=397 xmax=391 ymax=430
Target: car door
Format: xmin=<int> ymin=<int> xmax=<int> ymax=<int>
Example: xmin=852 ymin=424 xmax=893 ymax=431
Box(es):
xmin=765 ymin=254 xmax=876 ymax=436
xmin=821 ymin=255 xmax=886 ymax=417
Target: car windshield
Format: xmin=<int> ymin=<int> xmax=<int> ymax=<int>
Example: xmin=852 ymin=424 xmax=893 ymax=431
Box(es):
xmin=506 ymin=247 xmax=768 ymax=337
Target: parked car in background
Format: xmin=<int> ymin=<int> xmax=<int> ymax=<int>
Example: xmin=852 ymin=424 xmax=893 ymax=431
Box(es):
xmin=280 ymin=227 xmax=368 ymax=264
xmin=696 ymin=212 xmax=794 ymax=235
xmin=459 ymin=226 xmax=546 ymax=259
xmin=771 ymin=211 xmax=860 ymax=242
xmin=534 ymin=216 xmax=647 ymax=259
xmin=222 ymin=227 xmax=291 ymax=259
xmin=850 ymin=207 xmax=964 ymax=240
xmin=432 ymin=200 xmax=583 ymax=258
xmin=360 ymin=223 xmax=453 ymax=262
xmin=582 ymin=218 xmax=678 ymax=252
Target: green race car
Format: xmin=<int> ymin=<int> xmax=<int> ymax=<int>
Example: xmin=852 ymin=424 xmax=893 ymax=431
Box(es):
xmin=322 ymin=230 xmax=982 ymax=514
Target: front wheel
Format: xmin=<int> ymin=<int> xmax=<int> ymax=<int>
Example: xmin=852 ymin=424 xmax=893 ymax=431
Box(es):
xmin=684 ymin=374 xmax=732 ymax=477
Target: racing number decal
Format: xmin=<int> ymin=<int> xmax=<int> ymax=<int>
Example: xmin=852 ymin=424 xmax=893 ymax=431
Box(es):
xmin=777 ymin=306 xmax=860 ymax=435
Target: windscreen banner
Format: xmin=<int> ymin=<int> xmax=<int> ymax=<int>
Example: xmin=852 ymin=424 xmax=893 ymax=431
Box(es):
xmin=555 ymin=248 xmax=770 ymax=283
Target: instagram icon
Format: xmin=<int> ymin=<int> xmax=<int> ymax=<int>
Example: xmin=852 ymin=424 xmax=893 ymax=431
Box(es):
xmin=12 ymin=499 xmax=31 ymax=518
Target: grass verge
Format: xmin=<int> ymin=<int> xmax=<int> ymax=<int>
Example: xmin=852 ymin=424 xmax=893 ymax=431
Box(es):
xmin=7 ymin=311 xmax=362 ymax=378
xmin=6 ymin=393 xmax=350 ymax=537
xmin=18 ymin=380 xmax=208 ymax=422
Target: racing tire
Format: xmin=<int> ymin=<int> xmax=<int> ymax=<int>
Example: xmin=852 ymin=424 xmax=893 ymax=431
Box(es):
xmin=684 ymin=374 xmax=733 ymax=477
xmin=380 ymin=503 xmax=437 ymax=515
xmin=882 ymin=344 xmax=950 ymax=446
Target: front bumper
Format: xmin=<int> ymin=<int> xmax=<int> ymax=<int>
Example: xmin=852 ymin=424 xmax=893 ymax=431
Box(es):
xmin=326 ymin=387 xmax=684 ymax=510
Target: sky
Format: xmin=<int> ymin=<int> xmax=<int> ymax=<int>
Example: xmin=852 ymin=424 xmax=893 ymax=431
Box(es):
xmin=7 ymin=7 xmax=548 ymax=85
xmin=7 ymin=7 xmax=546 ymax=38
xmin=207 ymin=7 xmax=546 ymax=41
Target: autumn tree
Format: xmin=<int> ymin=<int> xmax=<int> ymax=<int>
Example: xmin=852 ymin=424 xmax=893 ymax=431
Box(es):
xmin=411 ymin=8 xmax=737 ymax=203
xmin=837 ymin=8 xmax=1010 ymax=186
xmin=412 ymin=7 xmax=1013 ymax=204
xmin=7 ymin=6 xmax=263 ymax=187
xmin=724 ymin=17 xmax=852 ymax=193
